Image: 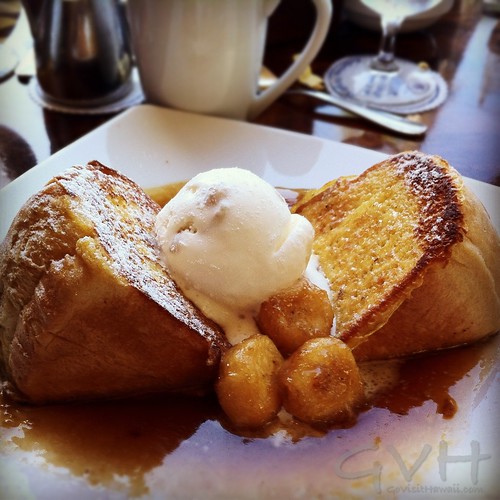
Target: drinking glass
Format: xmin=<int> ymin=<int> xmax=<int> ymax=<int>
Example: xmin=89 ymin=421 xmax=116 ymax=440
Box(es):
xmin=324 ymin=0 xmax=447 ymax=114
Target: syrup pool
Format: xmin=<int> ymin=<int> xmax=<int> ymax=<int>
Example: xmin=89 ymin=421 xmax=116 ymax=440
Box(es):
xmin=1 ymin=335 xmax=498 ymax=498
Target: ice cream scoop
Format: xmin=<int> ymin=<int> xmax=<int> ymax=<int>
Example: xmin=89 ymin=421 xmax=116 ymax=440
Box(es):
xmin=155 ymin=167 xmax=315 ymax=343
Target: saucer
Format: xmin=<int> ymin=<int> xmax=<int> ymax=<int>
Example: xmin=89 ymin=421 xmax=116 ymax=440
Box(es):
xmin=324 ymin=56 xmax=448 ymax=115
xmin=29 ymin=78 xmax=144 ymax=115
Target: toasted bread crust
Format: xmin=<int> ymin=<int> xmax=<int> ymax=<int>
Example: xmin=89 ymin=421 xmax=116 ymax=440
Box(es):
xmin=294 ymin=151 xmax=500 ymax=359
xmin=0 ymin=162 xmax=229 ymax=403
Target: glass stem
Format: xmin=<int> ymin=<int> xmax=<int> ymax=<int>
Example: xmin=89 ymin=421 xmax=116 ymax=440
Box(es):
xmin=371 ymin=18 xmax=402 ymax=72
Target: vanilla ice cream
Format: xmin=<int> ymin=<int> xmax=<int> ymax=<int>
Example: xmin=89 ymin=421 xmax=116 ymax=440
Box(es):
xmin=155 ymin=167 xmax=316 ymax=344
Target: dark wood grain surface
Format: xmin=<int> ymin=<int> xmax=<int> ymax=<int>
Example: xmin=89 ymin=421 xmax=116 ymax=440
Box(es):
xmin=1 ymin=0 xmax=499 ymax=189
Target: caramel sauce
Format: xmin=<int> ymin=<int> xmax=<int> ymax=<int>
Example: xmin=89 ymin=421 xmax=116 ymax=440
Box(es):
xmin=144 ymin=181 xmax=187 ymax=208
xmin=366 ymin=341 xmax=492 ymax=419
xmin=1 ymin=392 xmax=223 ymax=497
xmin=1 ymin=335 xmax=497 ymax=497
xmin=144 ymin=182 xmax=307 ymax=209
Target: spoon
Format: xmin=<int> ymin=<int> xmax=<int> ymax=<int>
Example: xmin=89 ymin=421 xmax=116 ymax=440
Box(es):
xmin=259 ymin=68 xmax=427 ymax=136
xmin=286 ymin=88 xmax=428 ymax=136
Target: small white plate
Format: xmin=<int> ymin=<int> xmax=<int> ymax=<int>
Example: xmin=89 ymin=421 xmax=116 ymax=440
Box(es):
xmin=1 ymin=104 xmax=499 ymax=499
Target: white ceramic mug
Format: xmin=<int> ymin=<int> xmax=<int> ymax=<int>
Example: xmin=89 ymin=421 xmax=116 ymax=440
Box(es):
xmin=127 ymin=0 xmax=332 ymax=120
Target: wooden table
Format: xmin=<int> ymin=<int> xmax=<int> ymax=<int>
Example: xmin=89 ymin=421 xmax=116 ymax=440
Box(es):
xmin=1 ymin=0 xmax=499 ymax=189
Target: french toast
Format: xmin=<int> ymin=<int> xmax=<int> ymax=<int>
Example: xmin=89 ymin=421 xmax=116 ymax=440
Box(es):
xmin=294 ymin=151 xmax=500 ymax=360
xmin=0 ymin=162 xmax=229 ymax=404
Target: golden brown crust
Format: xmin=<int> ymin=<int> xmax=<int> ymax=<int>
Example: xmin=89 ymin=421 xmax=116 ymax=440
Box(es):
xmin=352 ymin=182 xmax=500 ymax=359
xmin=294 ymin=151 xmax=500 ymax=359
xmin=0 ymin=162 xmax=229 ymax=403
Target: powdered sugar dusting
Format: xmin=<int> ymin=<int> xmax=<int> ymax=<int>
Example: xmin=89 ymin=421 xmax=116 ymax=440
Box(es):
xmin=55 ymin=163 xmax=227 ymax=352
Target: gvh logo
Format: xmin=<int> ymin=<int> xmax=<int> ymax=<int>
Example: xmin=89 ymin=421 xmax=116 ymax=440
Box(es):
xmin=334 ymin=440 xmax=492 ymax=494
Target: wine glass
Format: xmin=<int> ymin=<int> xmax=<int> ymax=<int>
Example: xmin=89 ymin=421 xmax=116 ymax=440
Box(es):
xmin=324 ymin=0 xmax=448 ymax=114
xmin=0 ymin=0 xmax=21 ymax=82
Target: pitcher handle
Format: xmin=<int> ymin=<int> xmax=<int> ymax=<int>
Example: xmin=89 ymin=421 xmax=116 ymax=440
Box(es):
xmin=248 ymin=0 xmax=332 ymax=120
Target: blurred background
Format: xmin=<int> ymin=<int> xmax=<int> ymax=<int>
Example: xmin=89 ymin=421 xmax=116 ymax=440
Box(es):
xmin=1 ymin=0 xmax=499 ymax=187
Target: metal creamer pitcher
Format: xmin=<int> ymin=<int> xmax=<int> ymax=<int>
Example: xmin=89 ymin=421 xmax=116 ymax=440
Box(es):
xmin=23 ymin=0 xmax=132 ymax=106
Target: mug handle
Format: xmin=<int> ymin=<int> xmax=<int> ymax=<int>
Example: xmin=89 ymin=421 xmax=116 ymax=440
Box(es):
xmin=247 ymin=0 xmax=333 ymax=120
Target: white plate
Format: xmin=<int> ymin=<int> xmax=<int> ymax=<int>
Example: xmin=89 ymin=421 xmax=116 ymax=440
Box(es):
xmin=1 ymin=105 xmax=499 ymax=239
xmin=1 ymin=104 xmax=499 ymax=499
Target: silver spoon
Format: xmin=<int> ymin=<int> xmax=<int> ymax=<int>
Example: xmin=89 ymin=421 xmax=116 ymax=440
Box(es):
xmin=285 ymin=88 xmax=428 ymax=136
xmin=259 ymin=69 xmax=427 ymax=136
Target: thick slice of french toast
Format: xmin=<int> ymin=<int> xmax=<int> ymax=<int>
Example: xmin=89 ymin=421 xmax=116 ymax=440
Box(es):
xmin=0 ymin=162 xmax=229 ymax=403
xmin=294 ymin=151 xmax=500 ymax=360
